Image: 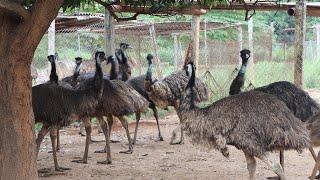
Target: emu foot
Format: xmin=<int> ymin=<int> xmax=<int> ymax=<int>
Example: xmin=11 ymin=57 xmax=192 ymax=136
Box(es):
xmin=90 ymin=139 xmax=105 ymax=143
xmin=48 ymin=148 xmax=60 ymax=153
xmin=71 ymin=159 xmax=88 ymax=164
xmin=119 ymin=149 xmax=133 ymax=154
xmin=38 ymin=168 xmax=51 ymax=174
xmin=266 ymin=176 xmax=280 ymax=180
xmin=110 ymin=139 xmax=120 ymax=143
xmin=221 ymin=148 xmax=229 ymax=158
xmin=79 ymin=131 xmax=86 ymax=137
xmin=55 ymin=166 xmax=71 ymax=172
xmin=156 ymin=136 xmax=164 ymax=142
xmin=308 ymin=173 xmax=320 ymax=179
xmin=170 ymin=139 xmax=184 ymax=145
xmin=97 ymin=159 xmax=112 ymax=164
xmin=94 ymin=149 xmax=106 ymax=153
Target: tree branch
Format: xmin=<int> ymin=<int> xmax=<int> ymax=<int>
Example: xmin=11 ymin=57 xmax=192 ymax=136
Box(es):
xmin=0 ymin=1 xmax=29 ymax=20
xmin=93 ymin=0 xmax=140 ymax=22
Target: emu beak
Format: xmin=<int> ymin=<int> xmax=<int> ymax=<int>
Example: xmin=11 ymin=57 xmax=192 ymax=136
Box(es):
xmin=127 ymin=45 xmax=133 ymax=49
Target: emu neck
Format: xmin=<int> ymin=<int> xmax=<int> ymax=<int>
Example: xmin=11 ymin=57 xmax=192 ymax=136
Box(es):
xmin=94 ymin=58 xmax=104 ymax=97
xmin=73 ymin=64 xmax=81 ymax=81
xmin=177 ymin=88 xmax=197 ymax=122
xmin=49 ymin=60 xmax=58 ymax=83
xmin=110 ymin=60 xmax=119 ymax=80
xmin=239 ymin=59 xmax=248 ymax=76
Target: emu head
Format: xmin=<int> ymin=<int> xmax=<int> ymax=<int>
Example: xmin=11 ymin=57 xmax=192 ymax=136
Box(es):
xmin=240 ymin=49 xmax=250 ymax=64
xmin=75 ymin=57 xmax=83 ymax=65
xmin=47 ymin=55 xmax=55 ymax=63
xmin=95 ymin=51 xmax=107 ymax=64
xmin=120 ymin=43 xmax=132 ymax=50
xmin=147 ymin=54 xmax=153 ymax=65
xmin=106 ymin=55 xmax=116 ymax=65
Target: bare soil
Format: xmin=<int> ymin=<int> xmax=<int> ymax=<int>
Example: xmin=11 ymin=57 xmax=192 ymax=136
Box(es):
xmin=37 ymin=89 xmax=320 ymax=180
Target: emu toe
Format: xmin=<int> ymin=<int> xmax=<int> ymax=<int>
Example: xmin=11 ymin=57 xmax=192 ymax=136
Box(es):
xmin=94 ymin=149 xmax=107 ymax=153
xmin=71 ymin=159 xmax=88 ymax=164
xmin=119 ymin=149 xmax=133 ymax=154
xmin=97 ymin=159 xmax=112 ymax=164
xmin=55 ymin=166 xmax=71 ymax=172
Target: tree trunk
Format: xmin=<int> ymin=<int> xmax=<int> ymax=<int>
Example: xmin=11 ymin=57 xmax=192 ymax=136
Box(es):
xmin=0 ymin=26 xmax=36 ymax=180
xmin=0 ymin=1 xmax=63 ymax=178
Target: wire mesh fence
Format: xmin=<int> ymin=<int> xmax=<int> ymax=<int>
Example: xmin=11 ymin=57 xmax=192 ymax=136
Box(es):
xmin=32 ymin=15 xmax=320 ymax=103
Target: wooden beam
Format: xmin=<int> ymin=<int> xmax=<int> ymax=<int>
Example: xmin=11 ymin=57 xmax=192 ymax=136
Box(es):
xmin=294 ymin=0 xmax=306 ymax=88
xmin=109 ymin=3 xmax=320 ymax=17
xmin=0 ymin=1 xmax=29 ymax=20
xmin=111 ymin=5 xmax=207 ymax=15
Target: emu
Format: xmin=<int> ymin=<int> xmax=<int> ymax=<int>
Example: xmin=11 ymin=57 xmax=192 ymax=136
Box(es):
xmin=180 ymin=61 xmax=310 ymax=180
xmin=33 ymin=51 xmax=105 ymax=171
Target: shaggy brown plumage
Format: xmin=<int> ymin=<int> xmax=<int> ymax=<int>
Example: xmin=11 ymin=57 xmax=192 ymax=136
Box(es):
xmin=126 ymin=74 xmax=163 ymax=144
xmin=255 ymin=81 xmax=319 ymax=122
xmin=179 ymin=62 xmax=310 ymax=179
xmin=33 ymin=52 xmax=105 ymax=171
xmin=70 ymin=56 xmax=148 ymax=164
xmin=144 ymin=55 xmax=209 ymax=144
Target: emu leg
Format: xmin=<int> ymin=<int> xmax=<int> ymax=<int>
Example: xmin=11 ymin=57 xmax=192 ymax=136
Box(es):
xmin=244 ymin=152 xmax=256 ymax=180
xmin=170 ymin=125 xmax=184 ymax=145
xmin=56 ymin=129 xmax=60 ymax=152
xmin=72 ymin=118 xmax=91 ymax=164
xmin=95 ymin=116 xmax=108 ymax=153
xmin=118 ymin=116 xmax=133 ymax=154
xmin=309 ymin=147 xmax=320 ymax=179
xmin=259 ymin=153 xmax=285 ymax=180
xmin=36 ymin=124 xmax=50 ymax=156
xmin=133 ymin=112 xmax=141 ymax=145
xmin=50 ymin=127 xmax=71 ymax=171
xmin=106 ymin=115 xmax=118 ymax=143
xmin=79 ymin=122 xmax=86 ymax=136
xmin=152 ymin=106 xmax=163 ymax=141
xmin=280 ymin=150 xmax=284 ymax=170
xmin=311 ymin=151 xmax=320 ymax=180
xmin=97 ymin=116 xmax=112 ymax=164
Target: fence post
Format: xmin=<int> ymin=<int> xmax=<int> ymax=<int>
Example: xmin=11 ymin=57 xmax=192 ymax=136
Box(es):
xmin=204 ymin=20 xmax=208 ymax=71
xmin=48 ymin=20 xmax=55 ymax=55
xmin=77 ymin=32 xmax=81 ymax=56
xmin=248 ymin=17 xmax=254 ymax=82
xmin=294 ymin=0 xmax=306 ymax=88
xmin=104 ymin=9 xmax=115 ymax=57
xmin=172 ymin=33 xmax=179 ymax=70
xmin=149 ymin=22 xmax=162 ymax=78
xmin=237 ymin=24 xmax=243 ymax=66
xmin=269 ymin=22 xmax=274 ymax=61
xmin=191 ymin=15 xmax=200 ymax=76
xmin=137 ymin=35 xmax=142 ymax=75
xmin=316 ymin=25 xmax=320 ymax=61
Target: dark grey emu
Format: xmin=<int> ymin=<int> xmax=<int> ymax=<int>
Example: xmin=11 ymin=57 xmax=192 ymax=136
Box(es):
xmin=33 ymin=52 xmax=105 ymax=171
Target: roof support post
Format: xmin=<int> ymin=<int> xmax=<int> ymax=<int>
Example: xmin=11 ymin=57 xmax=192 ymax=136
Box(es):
xmin=48 ymin=20 xmax=55 ymax=55
xmin=104 ymin=9 xmax=115 ymax=56
xmin=294 ymin=0 xmax=306 ymax=88
xmin=191 ymin=14 xmax=200 ymax=76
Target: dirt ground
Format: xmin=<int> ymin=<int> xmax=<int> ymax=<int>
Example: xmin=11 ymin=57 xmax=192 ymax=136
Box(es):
xmin=37 ymin=89 xmax=320 ymax=180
